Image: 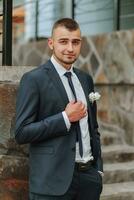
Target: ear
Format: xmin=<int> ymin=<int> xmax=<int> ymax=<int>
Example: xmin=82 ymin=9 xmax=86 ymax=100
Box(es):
xmin=48 ymin=38 xmax=53 ymax=50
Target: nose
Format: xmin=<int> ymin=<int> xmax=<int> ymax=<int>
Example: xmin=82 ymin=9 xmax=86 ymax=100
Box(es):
xmin=67 ymin=42 xmax=73 ymax=52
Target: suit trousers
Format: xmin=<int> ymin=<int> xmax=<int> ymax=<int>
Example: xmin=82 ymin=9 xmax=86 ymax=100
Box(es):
xmin=29 ymin=164 xmax=103 ymax=200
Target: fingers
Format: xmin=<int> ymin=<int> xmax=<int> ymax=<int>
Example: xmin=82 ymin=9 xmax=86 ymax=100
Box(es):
xmin=65 ymin=101 xmax=87 ymax=122
xmin=70 ymin=100 xmax=76 ymax=104
xmin=76 ymin=101 xmax=87 ymax=114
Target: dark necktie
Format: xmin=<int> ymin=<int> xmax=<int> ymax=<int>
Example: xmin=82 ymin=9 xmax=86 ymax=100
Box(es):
xmin=64 ymin=72 xmax=83 ymax=157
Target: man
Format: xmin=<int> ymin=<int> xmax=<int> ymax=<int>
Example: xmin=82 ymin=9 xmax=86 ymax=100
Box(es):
xmin=15 ymin=18 xmax=103 ymax=200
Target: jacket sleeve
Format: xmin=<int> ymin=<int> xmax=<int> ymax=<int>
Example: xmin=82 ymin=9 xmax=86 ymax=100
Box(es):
xmin=15 ymin=73 xmax=67 ymax=145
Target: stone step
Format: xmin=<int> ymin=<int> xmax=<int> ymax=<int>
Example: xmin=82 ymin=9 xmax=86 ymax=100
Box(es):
xmin=99 ymin=121 xmax=126 ymax=145
xmin=101 ymin=182 xmax=134 ymax=200
xmin=101 ymin=130 xmax=125 ymax=146
xmin=102 ymin=145 xmax=134 ymax=163
xmin=103 ymin=161 xmax=134 ymax=184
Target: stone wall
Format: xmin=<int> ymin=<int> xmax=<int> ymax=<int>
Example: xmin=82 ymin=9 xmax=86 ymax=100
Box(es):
xmin=12 ymin=30 xmax=134 ymax=85
xmin=0 ymin=67 xmax=32 ymax=199
xmin=0 ymin=29 xmax=134 ymax=199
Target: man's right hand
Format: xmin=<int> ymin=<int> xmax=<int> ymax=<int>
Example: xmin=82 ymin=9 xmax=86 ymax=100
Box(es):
xmin=65 ymin=100 xmax=87 ymax=122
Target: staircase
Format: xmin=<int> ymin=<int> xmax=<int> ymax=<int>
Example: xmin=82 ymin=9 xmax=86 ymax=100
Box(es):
xmin=100 ymin=122 xmax=134 ymax=200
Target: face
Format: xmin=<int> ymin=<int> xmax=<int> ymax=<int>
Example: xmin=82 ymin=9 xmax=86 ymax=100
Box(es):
xmin=48 ymin=26 xmax=82 ymax=70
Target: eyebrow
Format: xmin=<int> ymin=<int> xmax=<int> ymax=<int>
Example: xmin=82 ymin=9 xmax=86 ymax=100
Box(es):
xmin=58 ymin=38 xmax=82 ymax=41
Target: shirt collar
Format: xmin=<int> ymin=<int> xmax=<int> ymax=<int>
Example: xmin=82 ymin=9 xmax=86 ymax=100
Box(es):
xmin=51 ymin=55 xmax=74 ymax=77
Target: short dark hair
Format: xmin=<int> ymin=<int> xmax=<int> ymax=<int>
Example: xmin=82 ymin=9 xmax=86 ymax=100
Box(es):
xmin=52 ymin=18 xmax=80 ymax=36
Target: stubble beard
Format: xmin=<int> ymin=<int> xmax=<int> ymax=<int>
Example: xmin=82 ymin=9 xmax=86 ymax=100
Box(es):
xmin=53 ymin=52 xmax=77 ymax=67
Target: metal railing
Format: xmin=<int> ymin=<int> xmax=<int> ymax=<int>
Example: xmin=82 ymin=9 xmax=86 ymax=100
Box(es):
xmin=0 ymin=0 xmax=12 ymax=66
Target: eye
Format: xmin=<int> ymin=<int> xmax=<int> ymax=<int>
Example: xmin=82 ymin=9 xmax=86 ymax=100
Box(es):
xmin=59 ymin=40 xmax=68 ymax=45
xmin=72 ymin=40 xmax=81 ymax=45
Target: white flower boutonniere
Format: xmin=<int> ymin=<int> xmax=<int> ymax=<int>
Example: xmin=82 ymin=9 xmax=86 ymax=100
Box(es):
xmin=89 ymin=92 xmax=101 ymax=103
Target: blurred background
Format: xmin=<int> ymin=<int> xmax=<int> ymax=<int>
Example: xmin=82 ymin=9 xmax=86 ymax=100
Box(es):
xmin=1 ymin=0 xmax=134 ymax=66
xmin=1 ymin=0 xmax=134 ymax=44
xmin=0 ymin=1 xmax=134 ymax=200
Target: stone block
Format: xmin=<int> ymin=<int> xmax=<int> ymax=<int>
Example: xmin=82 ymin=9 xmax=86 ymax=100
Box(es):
xmin=0 ymin=82 xmax=28 ymax=156
xmin=0 ymin=155 xmax=28 ymax=180
xmin=0 ymin=179 xmax=28 ymax=200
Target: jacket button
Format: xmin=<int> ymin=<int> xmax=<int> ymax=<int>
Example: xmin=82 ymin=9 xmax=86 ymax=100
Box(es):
xmin=71 ymin=147 xmax=75 ymax=152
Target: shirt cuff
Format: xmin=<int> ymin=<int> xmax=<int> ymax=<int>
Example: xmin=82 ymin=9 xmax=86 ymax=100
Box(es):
xmin=62 ymin=111 xmax=71 ymax=131
xmin=98 ymin=171 xmax=104 ymax=177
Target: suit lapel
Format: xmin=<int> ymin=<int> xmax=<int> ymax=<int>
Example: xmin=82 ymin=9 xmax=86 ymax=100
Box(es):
xmin=44 ymin=60 xmax=69 ymax=107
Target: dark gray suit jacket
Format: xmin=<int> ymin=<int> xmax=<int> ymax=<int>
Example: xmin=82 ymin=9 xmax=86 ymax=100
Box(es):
xmin=15 ymin=60 xmax=103 ymax=195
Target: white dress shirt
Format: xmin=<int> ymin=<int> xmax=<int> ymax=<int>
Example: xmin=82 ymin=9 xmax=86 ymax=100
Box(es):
xmin=51 ymin=56 xmax=93 ymax=163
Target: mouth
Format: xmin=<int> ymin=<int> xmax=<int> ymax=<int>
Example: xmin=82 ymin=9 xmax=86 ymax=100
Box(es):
xmin=64 ymin=54 xmax=75 ymax=57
